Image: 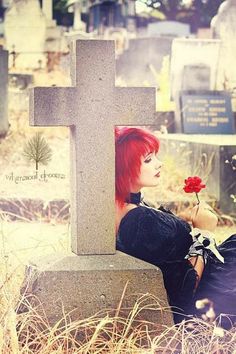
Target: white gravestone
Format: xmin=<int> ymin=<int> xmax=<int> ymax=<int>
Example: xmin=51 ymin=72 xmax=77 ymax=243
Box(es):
xmin=42 ymin=0 xmax=53 ymax=23
xmin=147 ymin=21 xmax=190 ymax=38
xmin=4 ymin=0 xmax=47 ymax=68
xmin=211 ymin=0 xmax=236 ymax=90
xmin=27 ymin=40 xmax=173 ymax=326
xmin=42 ymin=0 xmax=67 ymax=53
xmin=170 ymin=38 xmax=221 ymax=132
xmin=0 ymin=46 xmax=9 ymax=136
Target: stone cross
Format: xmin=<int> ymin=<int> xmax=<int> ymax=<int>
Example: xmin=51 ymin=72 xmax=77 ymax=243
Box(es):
xmin=30 ymin=40 xmax=156 ymax=255
xmin=28 ymin=40 xmax=172 ymax=326
xmin=0 ymin=46 xmax=9 ymax=136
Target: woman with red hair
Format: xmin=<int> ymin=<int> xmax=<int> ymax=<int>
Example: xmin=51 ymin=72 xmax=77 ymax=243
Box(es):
xmin=115 ymin=126 xmax=236 ymax=328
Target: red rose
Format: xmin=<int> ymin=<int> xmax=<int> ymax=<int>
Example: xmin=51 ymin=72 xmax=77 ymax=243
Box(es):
xmin=183 ymin=176 xmax=206 ymax=203
xmin=183 ymin=176 xmax=206 ymax=193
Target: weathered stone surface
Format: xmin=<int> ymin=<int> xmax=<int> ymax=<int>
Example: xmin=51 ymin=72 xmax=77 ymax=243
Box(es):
xmin=28 ymin=39 xmax=172 ymax=327
xmin=0 ymin=46 xmax=9 ymax=136
xmin=158 ymin=134 xmax=236 ymax=213
xmin=30 ymin=40 xmax=156 ymax=256
xmin=26 ymin=252 xmax=173 ymax=326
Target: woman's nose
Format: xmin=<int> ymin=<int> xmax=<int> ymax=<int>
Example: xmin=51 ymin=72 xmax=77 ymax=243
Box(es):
xmin=155 ymin=158 xmax=162 ymax=169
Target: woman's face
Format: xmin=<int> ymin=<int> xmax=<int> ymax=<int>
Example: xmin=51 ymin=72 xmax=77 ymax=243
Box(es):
xmin=131 ymin=151 xmax=162 ymax=192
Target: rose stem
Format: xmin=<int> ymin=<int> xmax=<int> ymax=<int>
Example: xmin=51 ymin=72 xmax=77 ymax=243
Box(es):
xmin=195 ymin=192 xmax=200 ymax=204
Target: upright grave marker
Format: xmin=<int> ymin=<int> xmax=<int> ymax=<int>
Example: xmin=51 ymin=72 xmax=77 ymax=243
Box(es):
xmin=28 ymin=40 xmax=172 ymax=325
xmin=180 ymin=90 xmax=235 ymax=134
xmin=4 ymin=0 xmax=47 ymax=68
xmin=170 ymin=38 xmax=221 ymax=132
xmin=0 ymin=46 xmax=9 ymax=136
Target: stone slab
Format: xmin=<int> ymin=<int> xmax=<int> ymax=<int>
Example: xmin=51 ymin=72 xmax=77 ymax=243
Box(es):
xmin=179 ymin=90 xmax=235 ymax=134
xmin=25 ymin=252 xmax=173 ymax=327
xmin=158 ymin=134 xmax=236 ymax=213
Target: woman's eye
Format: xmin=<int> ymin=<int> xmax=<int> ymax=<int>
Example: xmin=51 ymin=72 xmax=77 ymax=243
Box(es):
xmin=144 ymin=157 xmax=152 ymax=163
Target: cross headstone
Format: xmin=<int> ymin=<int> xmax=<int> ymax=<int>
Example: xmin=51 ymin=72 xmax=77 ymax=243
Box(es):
xmin=0 ymin=46 xmax=9 ymax=136
xmin=27 ymin=40 xmax=173 ymax=326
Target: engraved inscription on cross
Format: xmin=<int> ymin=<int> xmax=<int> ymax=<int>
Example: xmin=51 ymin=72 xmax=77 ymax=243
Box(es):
xmin=30 ymin=40 xmax=156 ymax=255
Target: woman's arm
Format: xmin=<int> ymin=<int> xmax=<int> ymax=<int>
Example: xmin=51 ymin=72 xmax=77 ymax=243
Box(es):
xmin=188 ymin=255 xmax=204 ymax=288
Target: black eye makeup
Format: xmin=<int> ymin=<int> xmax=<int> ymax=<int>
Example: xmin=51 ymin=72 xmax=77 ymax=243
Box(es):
xmin=144 ymin=152 xmax=153 ymax=163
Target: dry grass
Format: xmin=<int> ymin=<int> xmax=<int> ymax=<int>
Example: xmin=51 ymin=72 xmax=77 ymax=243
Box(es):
xmin=1 ymin=284 xmax=236 ymax=353
xmin=0 ymin=216 xmax=235 ymax=353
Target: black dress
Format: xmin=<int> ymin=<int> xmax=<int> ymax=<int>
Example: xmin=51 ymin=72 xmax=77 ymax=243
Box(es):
xmin=116 ymin=204 xmax=236 ymax=329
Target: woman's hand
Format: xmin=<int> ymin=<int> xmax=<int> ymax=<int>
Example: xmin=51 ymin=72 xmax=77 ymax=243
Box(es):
xmin=178 ymin=202 xmax=218 ymax=232
xmin=191 ymin=202 xmax=218 ymax=231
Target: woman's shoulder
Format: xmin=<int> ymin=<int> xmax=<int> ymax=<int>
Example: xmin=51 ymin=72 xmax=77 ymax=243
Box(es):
xmin=120 ymin=205 xmax=160 ymax=223
xmin=119 ymin=204 xmax=177 ymax=234
xmin=119 ymin=203 xmax=191 ymax=238
xmin=117 ymin=205 xmax=182 ymax=259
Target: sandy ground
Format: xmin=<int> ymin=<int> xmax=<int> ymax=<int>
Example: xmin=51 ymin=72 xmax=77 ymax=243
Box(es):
xmin=0 ymin=221 xmax=71 ymax=263
xmin=0 ymin=221 xmax=235 ymax=270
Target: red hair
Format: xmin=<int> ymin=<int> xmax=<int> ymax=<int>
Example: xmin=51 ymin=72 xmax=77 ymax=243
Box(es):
xmin=115 ymin=127 xmax=160 ymax=206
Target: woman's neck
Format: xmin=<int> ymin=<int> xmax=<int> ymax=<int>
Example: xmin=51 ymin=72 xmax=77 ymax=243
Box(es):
xmin=125 ymin=191 xmax=142 ymax=205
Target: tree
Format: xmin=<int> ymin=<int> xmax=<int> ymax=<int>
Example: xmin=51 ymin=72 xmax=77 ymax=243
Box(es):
xmin=136 ymin=0 xmax=225 ymax=27
xmin=23 ymin=133 xmax=52 ymax=171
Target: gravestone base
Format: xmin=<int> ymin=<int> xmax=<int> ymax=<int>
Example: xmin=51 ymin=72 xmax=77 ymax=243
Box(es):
xmin=23 ymin=252 xmax=173 ymax=328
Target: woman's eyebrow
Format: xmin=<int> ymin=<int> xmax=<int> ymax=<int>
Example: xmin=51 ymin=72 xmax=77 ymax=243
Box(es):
xmin=144 ymin=151 xmax=153 ymax=158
